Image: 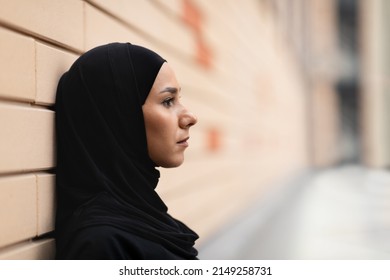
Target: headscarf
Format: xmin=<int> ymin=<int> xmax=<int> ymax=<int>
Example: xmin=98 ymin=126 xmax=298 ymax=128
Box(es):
xmin=54 ymin=42 xmax=198 ymax=259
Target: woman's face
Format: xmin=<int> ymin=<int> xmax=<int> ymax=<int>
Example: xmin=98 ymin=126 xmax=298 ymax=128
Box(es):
xmin=142 ymin=63 xmax=197 ymax=168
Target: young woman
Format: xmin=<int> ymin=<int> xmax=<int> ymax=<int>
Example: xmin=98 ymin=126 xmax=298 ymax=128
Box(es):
xmin=55 ymin=43 xmax=199 ymax=259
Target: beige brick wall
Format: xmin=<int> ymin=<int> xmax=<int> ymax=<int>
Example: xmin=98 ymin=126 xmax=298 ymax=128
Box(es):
xmin=0 ymin=0 xmax=308 ymax=259
xmin=0 ymin=27 xmax=35 ymax=102
xmin=359 ymin=0 xmax=390 ymax=168
xmin=0 ymin=0 xmax=83 ymax=51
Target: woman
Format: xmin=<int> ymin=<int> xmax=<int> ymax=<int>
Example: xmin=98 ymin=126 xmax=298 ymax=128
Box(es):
xmin=55 ymin=42 xmax=199 ymax=259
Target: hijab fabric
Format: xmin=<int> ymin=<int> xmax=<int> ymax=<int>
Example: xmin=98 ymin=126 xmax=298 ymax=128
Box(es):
xmin=55 ymin=42 xmax=198 ymax=259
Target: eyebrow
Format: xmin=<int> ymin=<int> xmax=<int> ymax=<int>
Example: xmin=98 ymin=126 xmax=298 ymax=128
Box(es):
xmin=159 ymin=87 xmax=180 ymax=94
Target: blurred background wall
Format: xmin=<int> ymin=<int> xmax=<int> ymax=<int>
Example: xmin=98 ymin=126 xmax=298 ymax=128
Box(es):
xmin=0 ymin=0 xmax=386 ymax=259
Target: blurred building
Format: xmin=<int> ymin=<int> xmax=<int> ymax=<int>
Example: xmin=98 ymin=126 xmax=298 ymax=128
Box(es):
xmin=360 ymin=0 xmax=390 ymax=168
xmin=0 ymin=0 xmax=387 ymax=259
xmin=288 ymin=0 xmax=390 ymax=169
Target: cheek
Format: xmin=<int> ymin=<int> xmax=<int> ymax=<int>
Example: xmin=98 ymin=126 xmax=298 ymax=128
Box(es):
xmin=144 ymin=110 xmax=183 ymax=167
xmin=144 ymin=112 xmax=162 ymax=151
xmin=145 ymin=114 xmax=161 ymax=137
xmin=145 ymin=111 xmax=171 ymax=141
xmin=144 ymin=112 xmax=171 ymax=154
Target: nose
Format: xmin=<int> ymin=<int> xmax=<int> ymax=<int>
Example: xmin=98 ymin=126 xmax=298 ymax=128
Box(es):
xmin=179 ymin=108 xmax=197 ymax=129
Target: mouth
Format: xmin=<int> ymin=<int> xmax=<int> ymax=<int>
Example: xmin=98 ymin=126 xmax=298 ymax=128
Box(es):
xmin=177 ymin=137 xmax=189 ymax=147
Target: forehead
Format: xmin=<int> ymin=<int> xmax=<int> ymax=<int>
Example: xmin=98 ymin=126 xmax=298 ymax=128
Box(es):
xmin=153 ymin=63 xmax=179 ymax=88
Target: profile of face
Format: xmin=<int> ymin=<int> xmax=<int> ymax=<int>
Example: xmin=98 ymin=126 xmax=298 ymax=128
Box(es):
xmin=142 ymin=63 xmax=197 ymax=168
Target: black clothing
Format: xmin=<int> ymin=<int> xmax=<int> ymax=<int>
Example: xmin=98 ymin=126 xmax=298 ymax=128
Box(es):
xmin=58 ymin=225 xmax=184 ymax=260
xmin=55 ymin=43 xmax=198 ymax=260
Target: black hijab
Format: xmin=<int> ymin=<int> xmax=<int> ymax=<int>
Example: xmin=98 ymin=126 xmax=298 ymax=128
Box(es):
xmin=55 ymin=42 xmax=198 ymax=259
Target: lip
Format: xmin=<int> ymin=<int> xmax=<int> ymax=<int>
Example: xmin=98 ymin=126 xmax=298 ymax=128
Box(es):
xmin=177 ymin=137 xmax=189 ymax=147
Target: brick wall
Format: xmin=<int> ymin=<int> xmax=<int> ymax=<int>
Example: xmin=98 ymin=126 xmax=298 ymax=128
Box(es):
xmin=0 ymin=0 xmax=308 ymax=259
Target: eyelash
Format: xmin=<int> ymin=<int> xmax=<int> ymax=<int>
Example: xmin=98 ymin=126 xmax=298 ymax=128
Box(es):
xmin=162 ymin=97 xmax=175 ymax=108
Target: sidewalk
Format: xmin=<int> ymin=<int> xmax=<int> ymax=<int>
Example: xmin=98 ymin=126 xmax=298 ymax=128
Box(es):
xmin=198 ymin=165 xmax=390 ymax=259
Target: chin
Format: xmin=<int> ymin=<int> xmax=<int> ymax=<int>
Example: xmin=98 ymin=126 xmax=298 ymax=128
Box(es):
xmin=159 ymin=157 xmax=185 ymax=168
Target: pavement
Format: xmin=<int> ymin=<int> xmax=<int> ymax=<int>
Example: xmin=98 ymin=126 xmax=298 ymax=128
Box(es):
xmin=198 ymin=165 xmax=390 ymax=259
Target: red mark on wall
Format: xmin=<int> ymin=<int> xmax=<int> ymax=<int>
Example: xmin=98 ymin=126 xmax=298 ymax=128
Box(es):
xmin=182 ymin=0 xmax=212 ymax=68
xmin=206 ymin=127 xmax=222 ymax=152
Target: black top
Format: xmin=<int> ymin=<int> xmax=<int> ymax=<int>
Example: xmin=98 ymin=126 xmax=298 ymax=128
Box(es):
xmin=60 ymin=225 xmax=185 ymax=260
xmin=54 ymin=43 xmax=198 ymax=260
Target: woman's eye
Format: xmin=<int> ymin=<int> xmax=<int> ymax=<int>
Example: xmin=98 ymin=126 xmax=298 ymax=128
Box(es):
xmin=162 ymin=97 xmax=175 ymax=108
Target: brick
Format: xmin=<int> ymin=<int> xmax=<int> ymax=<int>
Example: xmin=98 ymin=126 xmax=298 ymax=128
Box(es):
xmin=35 ymin=42 xmax=78 ymax=105
xmin=0 ymin=238 xmax=55 ymax=260
xmin=0 ymin=104 xmax=54 ymax=173
xmin=0 ymin=27 xmax=35 ymax=102
xmin=153 ymin=0 xmax=182 ymax=15
xmin=84 ymin=3 xmax=150 ymax=51
xmin=162 ymin=55 xmax=221 ymax=101
xmin=36 ymin=173 xmax=55 ymax=236
xmin=0 ymin=175 xmax=37 ymax=248
xmin=88 ymin=0 xmax=193 ymax=57
xmin=0 ymin=0 xmax=83 ymax=50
